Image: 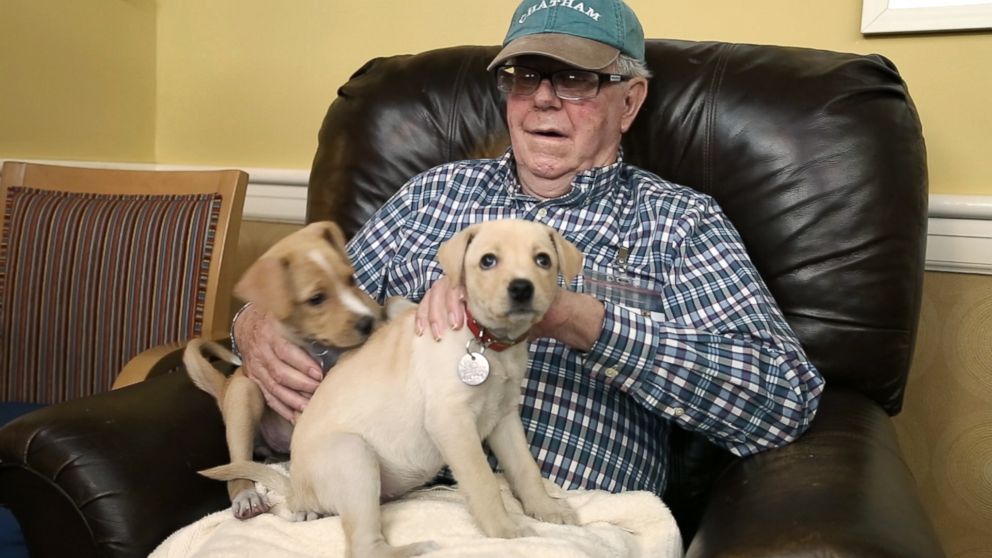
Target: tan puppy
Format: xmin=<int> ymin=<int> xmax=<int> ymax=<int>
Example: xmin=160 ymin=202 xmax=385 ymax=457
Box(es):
xmin=185 ymin=220 xmax=382 ymax=519
xmin=202 ymin=219 xmax=584 ymax=558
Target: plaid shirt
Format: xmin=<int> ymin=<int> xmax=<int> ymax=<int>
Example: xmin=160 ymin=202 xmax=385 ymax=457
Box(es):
xmin=347 ymin=149 xmax=824 ymax=497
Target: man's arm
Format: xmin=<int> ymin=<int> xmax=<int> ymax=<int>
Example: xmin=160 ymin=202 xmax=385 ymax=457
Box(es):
xmin=579 ymin=199 xmax=825 ymax=456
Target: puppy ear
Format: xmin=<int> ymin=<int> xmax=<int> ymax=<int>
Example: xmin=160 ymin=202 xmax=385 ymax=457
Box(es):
xmin=437 ymin=224 xmax=479 ymax=286
xmin=309 ymin=221 xmax=348 ymax=255
xmin=234 ymin=256 xmax=294 ymax=320
xmin=549 ymin=229 xmax=583 ymax=283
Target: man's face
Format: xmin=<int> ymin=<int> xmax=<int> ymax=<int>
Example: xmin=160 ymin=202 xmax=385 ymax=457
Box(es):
xmin=505 ymin=55 xmax=646 ymax=196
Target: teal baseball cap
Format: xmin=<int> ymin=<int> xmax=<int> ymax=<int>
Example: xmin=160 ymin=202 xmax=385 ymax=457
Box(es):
xmin=488 ymin=0 xmax=645 ymax=71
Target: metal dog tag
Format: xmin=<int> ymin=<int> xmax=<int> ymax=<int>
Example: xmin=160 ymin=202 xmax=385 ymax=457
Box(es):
xmin=457 ymin=341 xmax=490 ymax=386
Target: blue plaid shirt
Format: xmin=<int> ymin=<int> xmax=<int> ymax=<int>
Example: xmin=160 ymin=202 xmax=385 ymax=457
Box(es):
xmin=347 ymin=149 xmax=824 ymax=497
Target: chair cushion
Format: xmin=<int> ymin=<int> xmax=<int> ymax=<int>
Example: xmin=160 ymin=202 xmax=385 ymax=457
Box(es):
xmin=0 ymin=187 xmax=222 ymax=404
xmin=0 ymin=402 xmax=45 ymax=558
xmin=0 ymin=402 xmax=44 ymax=425
xmin=0 ymin=507 xmax=27 ymax=558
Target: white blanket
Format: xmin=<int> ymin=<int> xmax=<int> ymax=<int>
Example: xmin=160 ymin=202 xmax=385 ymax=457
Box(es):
xmin=152 ymin=471 xmax=683 ymax=558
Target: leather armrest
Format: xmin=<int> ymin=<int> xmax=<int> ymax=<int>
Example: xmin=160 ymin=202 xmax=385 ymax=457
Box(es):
xmin=687 ymin=388 xmax=944 ymax=558
xmin=0 ymin=371 xmax=230 ymax=558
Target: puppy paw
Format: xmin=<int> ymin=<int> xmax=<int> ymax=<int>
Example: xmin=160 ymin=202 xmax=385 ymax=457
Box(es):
xmin=504 ymin=523 xmax=538 ymax=539
xmin=523 ymin=496 xmax=578 ymax=525
xmin=480 ymin=516 xmax=536 ymax=539
xmin=389 ymin=540 xmax=441 ymax=557
xmin=286 ymin=509 xmax=321 ymax=522
xmin=232 ymin=488 xmax=270 ymax=519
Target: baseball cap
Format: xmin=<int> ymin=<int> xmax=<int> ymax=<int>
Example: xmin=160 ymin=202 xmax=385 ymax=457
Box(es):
xmin=488 ymin=0 xmax=645 ymax=71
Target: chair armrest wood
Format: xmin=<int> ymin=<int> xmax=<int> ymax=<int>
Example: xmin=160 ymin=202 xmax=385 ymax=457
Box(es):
xmin=686 ymin=388 xmax=944 ymax=558
xmin=113 ymin=333 xmax=230 ymax=388
xmin=0 ymin=371 xmax=229 ymax=558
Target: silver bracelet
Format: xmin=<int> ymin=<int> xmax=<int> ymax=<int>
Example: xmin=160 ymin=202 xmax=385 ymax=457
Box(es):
xmin=229 ymin=302 xmax=253 ymax=359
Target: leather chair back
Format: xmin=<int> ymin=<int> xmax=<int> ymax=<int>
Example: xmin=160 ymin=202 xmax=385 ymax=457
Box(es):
xmin=307 ymin=39 xmax=928 ymax=533
xmin=309 ymin=40 xmax=927 ymax=414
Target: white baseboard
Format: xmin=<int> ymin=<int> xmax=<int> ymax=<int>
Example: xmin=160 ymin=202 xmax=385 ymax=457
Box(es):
xmin=925 ymin=218 xmax=992 ymax=274
xmin=3 ymin=158 xmax=990 ymax=275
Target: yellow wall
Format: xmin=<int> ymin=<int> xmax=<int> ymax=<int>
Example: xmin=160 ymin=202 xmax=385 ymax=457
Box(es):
xmin=154 ymin=0 xmax=992 ymax=195
xmin=2 ymin=0 xmax=990 ymax=193
xmin=894 ymin=271 xmax=992 ymax=558
xmin=154 ymin=1 xmax=509 ymax=168
xmin=0 ymin=0 xmax=156 ymax=162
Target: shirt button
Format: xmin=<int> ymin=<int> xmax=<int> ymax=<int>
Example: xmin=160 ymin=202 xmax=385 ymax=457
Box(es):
xmin=535 ymin=208 xmax=548 ymax=220
xmin=604 ymin=367 xmax=619 ymax=378
xmin=671 ymin=407 xmax=685 ymax=417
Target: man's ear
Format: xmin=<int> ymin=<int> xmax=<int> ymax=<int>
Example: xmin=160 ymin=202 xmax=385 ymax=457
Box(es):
xmin=308 ymin=220 xmax=348 ymax=256
xmin=619 ymin=77 xmax=648 ymax=134
xmin=549 ymin=229 xmax=583 ymax=283
xmin=437 ymin=224 xmax=480 ymax=286
xmin=234 ymin=256 xmax=294 ymax=320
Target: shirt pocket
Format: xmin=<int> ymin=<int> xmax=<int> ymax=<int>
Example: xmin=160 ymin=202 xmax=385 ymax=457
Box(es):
xmin=579 ymin=247 xmax=666 ymax=314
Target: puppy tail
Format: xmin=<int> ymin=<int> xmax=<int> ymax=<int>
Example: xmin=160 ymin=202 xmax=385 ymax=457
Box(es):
xmin=200 ymin=461 xmax=292 ymax=498
xmin=183 ymin=338 xmax=239 ymax=399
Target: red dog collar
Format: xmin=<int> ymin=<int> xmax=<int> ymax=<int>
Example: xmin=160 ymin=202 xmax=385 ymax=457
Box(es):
xmin=464 ymin=307 xmax=529 ymax=352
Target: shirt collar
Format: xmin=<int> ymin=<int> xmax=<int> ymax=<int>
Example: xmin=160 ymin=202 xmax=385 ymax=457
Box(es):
xmin=498 ymin=148 xmax=625 ymax=202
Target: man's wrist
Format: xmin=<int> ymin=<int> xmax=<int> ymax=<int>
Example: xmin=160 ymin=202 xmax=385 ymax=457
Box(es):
xmin=229 ymin=302 xmax=253 ymax=358
xmin=552 ymin=291 xmax=604 ymax=351
xmin=575 ymin=294 xmax=606 ymax=350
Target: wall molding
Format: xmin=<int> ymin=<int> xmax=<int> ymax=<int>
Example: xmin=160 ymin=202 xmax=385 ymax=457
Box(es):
xmin=3 ymin=159 xmax=991 ymax=275
xmin=926 ymin=195 xmax=992 ymax=275
xmin=0 ymin=158 xmax=311 ymax=223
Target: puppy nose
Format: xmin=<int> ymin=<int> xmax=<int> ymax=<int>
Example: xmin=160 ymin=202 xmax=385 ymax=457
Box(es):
xmin=508 ymin=279 xmax=534 ymax=303
xmin=355 ymin=316 xmax=374 ymax=336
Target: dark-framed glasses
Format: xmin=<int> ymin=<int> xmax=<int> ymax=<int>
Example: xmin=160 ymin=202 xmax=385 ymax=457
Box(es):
xmin=495 ymin=64 xmax=632 ymax=101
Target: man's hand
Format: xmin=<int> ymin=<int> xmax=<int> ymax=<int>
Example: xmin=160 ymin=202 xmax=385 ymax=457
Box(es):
xmin=529 ymin=290 xmax=605 ymax=351
xmin=234 ymin=305 xmax=322 ymax=422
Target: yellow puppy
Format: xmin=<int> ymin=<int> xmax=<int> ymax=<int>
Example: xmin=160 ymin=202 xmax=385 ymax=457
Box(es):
xmin=203 ymin=219 xmax=583 ymax=558
xmin=185 ymin=221 xmax=382 ymax=519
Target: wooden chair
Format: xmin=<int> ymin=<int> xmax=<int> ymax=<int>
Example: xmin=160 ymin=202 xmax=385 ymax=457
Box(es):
xmin=0 ymin=161 xmax=247 ymax=403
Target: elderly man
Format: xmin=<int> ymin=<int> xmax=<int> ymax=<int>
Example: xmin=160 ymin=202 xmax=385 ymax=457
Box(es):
xmin=233 ymin=0 xmax=824 ymax=497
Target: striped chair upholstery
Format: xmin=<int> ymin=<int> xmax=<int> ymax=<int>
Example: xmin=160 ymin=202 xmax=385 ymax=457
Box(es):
xmin=0 ymin=186 xmax=222 ymax=404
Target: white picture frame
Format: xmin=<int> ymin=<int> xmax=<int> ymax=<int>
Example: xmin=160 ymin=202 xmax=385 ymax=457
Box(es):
xmin=862 ymin=0 xmax=992 ymax=33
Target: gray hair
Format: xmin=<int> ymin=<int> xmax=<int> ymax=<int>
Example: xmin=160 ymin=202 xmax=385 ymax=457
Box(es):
xmin=613 ymin=54 xmax=652 ymax=80
xmin=501 ymin=53 xmax=652 ymax=79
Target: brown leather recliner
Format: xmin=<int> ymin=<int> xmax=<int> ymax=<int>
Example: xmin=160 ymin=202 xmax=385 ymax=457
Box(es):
xmin=0 ymin=40 xmax=943 ymax=558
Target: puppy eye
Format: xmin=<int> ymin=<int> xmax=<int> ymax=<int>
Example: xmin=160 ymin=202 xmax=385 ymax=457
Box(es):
xmin=535 ymin=253 xmax=552 ymax=269
xmin=480 ymin=254 xmax=498 ymax=269
xmin=307 ymin=292 xmax=327 ymax=306
xmin=348 ymin=275 xmax=357 ymax=286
